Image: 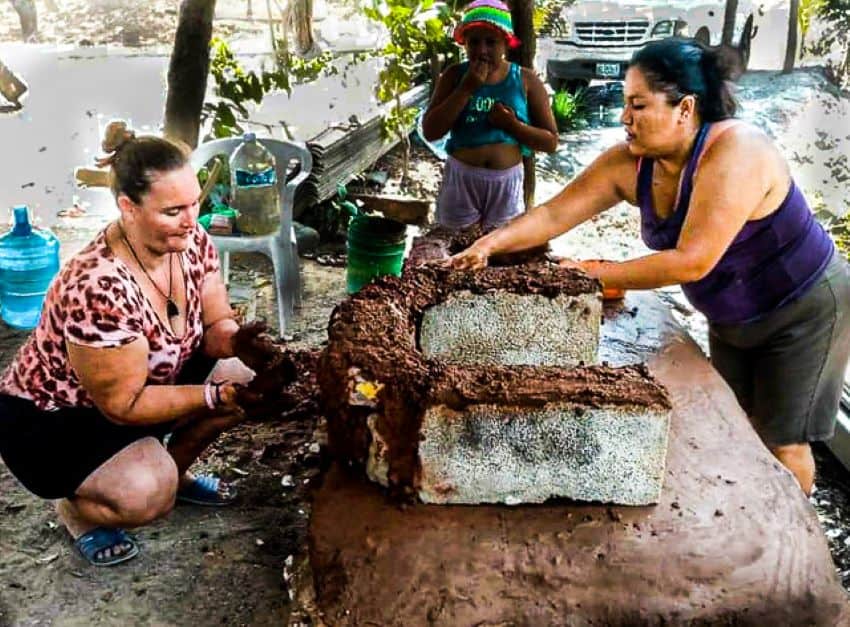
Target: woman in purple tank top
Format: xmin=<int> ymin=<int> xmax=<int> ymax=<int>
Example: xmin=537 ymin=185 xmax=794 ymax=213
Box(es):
xmin=446 ymin=38 xmax=850 ymax=496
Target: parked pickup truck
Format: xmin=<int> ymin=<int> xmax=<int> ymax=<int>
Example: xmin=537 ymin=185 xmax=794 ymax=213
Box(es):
xmin=537 ymin=0 xmax=760 ymax=92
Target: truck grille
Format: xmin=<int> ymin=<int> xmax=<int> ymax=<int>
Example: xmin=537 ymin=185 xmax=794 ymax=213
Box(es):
xmin=574 ymin=20 xmax=650 ymax=45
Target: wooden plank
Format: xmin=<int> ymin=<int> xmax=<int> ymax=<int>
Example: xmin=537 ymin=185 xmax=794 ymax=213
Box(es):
xmin=74 ymin=167 xmax=110 ymax=189
xmin=348 ymin=193 xmax=430 ymax=225
xmin=294 ymin=84 xmax=431 ymax=217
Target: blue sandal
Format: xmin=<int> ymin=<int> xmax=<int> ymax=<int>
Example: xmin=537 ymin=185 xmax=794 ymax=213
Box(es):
xmin=176 ymin=474 xmax=236 ymax=507
xmin=74 ymin=527 xmax=139 ymax=567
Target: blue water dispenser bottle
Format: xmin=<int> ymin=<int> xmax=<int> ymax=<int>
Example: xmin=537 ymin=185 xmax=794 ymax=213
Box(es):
xmin=0 ymin=206 xmax=60 ymax=329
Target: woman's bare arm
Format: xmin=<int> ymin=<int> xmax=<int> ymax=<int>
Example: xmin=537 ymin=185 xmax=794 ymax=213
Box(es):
xmin=68 ymin=338 xmax=212 ymax=426
xmin=581 ymin=127 xmax=774 ymax=289
xmin=449 ymin=143 xmax=636 ymax=268
xmin=199 ymin=268 xmax=238 ymax=358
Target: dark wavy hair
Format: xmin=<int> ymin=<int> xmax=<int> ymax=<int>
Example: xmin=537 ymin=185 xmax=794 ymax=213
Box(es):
xmin=629 ymin=38 xmax=738 ymax=122
xmin=96 ymin=120 xmax=191 ymax=204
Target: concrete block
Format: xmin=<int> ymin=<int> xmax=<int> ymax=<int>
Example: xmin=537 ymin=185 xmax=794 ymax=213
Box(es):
xmin=417 ymin=402 xmax=670 ymax=506
xmin=419 ymin=290 xmax=600 ymax=367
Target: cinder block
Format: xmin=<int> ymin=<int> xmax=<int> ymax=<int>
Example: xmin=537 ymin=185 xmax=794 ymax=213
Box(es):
xmin=420 ymin=290 xmax=600 ymax=367
xmin=417 ymin=402 xmax=671 ymax=506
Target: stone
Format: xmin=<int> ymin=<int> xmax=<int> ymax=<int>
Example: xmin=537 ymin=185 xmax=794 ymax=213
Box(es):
xmin=418 ymin=402 xmax=670 ymax=505
xmin=420 ymin=290 xmax=600 ymax=367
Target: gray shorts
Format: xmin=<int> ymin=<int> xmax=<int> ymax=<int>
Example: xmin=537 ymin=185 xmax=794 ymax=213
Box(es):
xmin=436 ymin=156 xmax=524 ymax=230
xmin=709 ymin=251 xmax=850 ymax=447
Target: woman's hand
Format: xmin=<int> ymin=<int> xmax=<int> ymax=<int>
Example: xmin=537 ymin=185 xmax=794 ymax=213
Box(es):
xmin=488 ymin=103 xmax=517 ymax=132
xmin=443 ymin=244 xmax=491 ymax=270
xmin=231 ymin=320 xmax=280 ymax=371
xmin=217 ymin=382 xmax=241 ymax=409
xmin=559 ymin=258 xmax=626 ymax=300
xmin=557 ymin=257 xmax=584 ymax=271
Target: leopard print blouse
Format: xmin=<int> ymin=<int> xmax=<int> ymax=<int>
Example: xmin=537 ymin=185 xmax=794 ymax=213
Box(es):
xmin=0 ymin=225 xmax=220 ymax=411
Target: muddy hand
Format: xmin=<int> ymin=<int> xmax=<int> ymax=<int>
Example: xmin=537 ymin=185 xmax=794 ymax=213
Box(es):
xmin=581 ymin=259 xmax=627 ymax=300
xmin=443 ymin=245 xmax=490 ymax=270
xmin=232 ymin=320 xmax=280 ymax=371
xmin=234 ymin=385 xmax=265 ymax=417
xmin=460 ymin=59 xmax=489 ymax=94
xmin=488 ymin=103 xmax=517 ymax=131
xmin=560 ymin=258 xmax=626 ymax=300
xmin=557 ymin=257 xmax=584 ymax=271
xmin=234 ymin=383 xmax=284 ymax=420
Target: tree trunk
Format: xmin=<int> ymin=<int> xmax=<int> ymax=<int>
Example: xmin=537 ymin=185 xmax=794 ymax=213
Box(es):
xmin=843 ymin=41 xmax=850 ymax=89
xmin=163 ymin=0 xmax=217 ymax=148
xmin=290 ymin=0 xmax=314 ymax=54
xmin=721 ymin=0 xmax=738 ymax=46
xmin=508 ymin=0 xmax=536 ymax=211
xmin=292 ymin=0 xmax=316 ymax=54
xmin=783 ymin=0 xmax=800 ymax=74
xmin=9 ymin=0 xmax=37 ymax=41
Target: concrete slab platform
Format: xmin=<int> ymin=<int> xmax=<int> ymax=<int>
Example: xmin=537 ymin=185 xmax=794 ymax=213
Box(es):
xmin=305 ymin=291 xmax=850 ymax=626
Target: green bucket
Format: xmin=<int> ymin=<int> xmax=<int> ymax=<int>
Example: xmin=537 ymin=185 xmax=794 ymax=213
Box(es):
xmin=346 ymin=214 xmax=406 ymax=294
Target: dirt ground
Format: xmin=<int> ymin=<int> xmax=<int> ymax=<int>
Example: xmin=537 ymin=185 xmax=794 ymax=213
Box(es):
xmin=2 ymin=171 xmax=850 ymax=624
xmin=1 ymin=3 xmax=850 ymax=624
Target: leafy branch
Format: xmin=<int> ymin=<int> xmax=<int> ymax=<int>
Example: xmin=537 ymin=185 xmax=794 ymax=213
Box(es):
xmin=363 ymin=0 xmax=459 ymax=180
xmin=202 ymin=37 xmax=365 ymax=138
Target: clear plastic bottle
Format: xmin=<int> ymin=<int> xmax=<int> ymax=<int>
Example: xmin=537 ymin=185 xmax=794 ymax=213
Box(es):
xmin=0 ymin=206 xmax=60 ymax=329
xmin=229 ymin=133 xmax=280 ymax=235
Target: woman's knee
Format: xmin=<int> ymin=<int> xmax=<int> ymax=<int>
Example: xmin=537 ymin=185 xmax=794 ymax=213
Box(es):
xmin=80 ymin=439 xmax=179 ymax=525
xmin=114 ymin=461 xmax=178 ymax=525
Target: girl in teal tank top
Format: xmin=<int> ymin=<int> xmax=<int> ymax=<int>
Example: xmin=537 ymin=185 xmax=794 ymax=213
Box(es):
xmin=421 ymin=0 xmax=558 ymax=231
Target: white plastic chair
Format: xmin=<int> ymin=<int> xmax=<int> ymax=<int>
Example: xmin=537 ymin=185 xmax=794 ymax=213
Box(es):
xmin=190 ymin=137 xmax=312 ymax=334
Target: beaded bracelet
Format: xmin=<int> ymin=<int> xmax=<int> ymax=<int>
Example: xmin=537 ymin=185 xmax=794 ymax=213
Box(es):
xmin=203 ymin=381 xmax=216 ymax=410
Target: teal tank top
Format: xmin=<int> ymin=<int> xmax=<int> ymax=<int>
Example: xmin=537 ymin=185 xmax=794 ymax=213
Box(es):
xmin=445 ymin=62 xmax=531 ymax=157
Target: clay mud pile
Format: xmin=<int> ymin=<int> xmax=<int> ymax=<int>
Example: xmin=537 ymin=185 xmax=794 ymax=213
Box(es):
xmin=318 ymin=227 xmax=673 ymax=505
xmin=237 ymin=346 xmax=322 ymax=423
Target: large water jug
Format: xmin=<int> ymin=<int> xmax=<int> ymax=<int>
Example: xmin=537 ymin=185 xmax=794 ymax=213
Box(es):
xmin=229 ymin=133 xmax=280 ymax=235
xmin=0 ymin=206 xmax=60 ymax=329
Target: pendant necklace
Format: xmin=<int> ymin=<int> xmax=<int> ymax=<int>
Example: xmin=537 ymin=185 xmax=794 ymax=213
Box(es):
xmin=116 ymin=222 xmax=179 ymax=319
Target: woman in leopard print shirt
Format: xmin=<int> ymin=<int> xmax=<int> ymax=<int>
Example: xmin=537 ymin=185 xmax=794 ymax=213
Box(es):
xmin=0 ymin=121 xmax=274 ymax=566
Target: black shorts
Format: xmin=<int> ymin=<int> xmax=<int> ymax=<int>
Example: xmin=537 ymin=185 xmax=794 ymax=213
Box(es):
xmin=709 ymin=251 xmax=850 ymax=447
xmin=0 ymin=352 xmax=215 ymax=500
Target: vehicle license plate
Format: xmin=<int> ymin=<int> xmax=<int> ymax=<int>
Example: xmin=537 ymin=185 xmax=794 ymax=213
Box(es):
xmin=596 ymin=62 xmax=620 ymax=78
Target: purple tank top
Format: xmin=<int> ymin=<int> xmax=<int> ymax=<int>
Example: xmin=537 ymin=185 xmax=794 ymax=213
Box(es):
xmin=638 ymin=122 xmax=834 ymax=325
